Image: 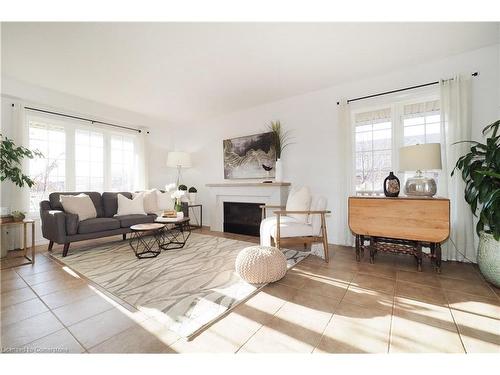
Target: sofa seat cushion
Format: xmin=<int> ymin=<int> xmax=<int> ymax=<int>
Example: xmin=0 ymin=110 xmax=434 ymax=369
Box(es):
xmin=78 ymin=218 xmax=120 ymax=234
xmin=114 ymin=214 xmax=155 ymax=228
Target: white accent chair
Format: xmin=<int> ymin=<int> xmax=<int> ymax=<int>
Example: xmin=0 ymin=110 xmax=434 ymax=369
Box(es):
xmin=260 ymin=194 xmax=330 ymax=262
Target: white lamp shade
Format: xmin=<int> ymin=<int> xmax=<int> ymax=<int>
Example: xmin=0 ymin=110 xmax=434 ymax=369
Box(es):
xmin=399 ymin=143 xmax=442 ymax=171
xmin=166 ymin=151 xmax=192 ymax=168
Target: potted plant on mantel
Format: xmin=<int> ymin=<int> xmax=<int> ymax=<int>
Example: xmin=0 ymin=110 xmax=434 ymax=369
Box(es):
xmin=267 ymin=121 xmax=293 ymax=182
xmin=452 ymin=120 xmax=499 ymax=287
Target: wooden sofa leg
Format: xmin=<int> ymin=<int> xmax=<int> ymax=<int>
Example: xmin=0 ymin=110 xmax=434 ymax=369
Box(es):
xmin=48 ymin=241 xmax=54 ymax=252
xmin=123 ymin=233 xmax=127 ymax=240
xmin=62 ymin=243 xmax=70 ymax=257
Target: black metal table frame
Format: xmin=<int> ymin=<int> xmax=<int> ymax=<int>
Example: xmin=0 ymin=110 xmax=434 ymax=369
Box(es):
xmin=129 ymin=228 xmax=164 ymax=259
xmin=187 ymin=204 xmax=202 ymax=230
xmin=158 ymin=220 xmax=192 ymax=251
xmin=355 ymin=234 xmax=442 ymax=273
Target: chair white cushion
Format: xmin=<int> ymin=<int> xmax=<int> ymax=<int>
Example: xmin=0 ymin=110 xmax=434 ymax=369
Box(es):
xmin=156 ymin=190 xmax=174 ymax=211
xmin=260 ymin=216 xmax=313 ymax=246
xmin=310 ymin=195 xmax=328 ymax=235
xmin=133 ymin=189 xmax=158 ymax=214
xmin=285 ymin=186 xmax=311 ymax=223
xmin=60 ymin=193 xmax=97 ymax=222
xmin=115 ymin=193 xmax=146 ymax=216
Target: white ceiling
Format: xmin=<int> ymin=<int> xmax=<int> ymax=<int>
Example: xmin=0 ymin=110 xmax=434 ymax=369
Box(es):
xmin=2 ymin=22 xmax=499 ymax=123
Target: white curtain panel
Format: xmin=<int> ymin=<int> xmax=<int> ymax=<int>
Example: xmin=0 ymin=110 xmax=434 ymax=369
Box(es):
xmin=338 ymin=99 xmax=355 ymax=247
xmin=439 ymin=74 xmax=476 ymax=262
xmin=10 ymin=101 xmax=30 ymax=213
xmin=134 ymin=128 xmax=149 ymax=191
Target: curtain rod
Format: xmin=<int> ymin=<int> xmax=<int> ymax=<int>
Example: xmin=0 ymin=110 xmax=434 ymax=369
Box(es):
xmin=336 ymin=72 xmax=479 ymax=105
xmin=23 ymin=106 xmax=146 ymax=134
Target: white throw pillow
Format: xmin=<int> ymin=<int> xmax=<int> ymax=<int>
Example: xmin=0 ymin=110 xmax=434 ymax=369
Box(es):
xmin=115 ymin=193 xmax=146 ymax=216
xmin=60 ymin=193 xmax=97 ymax=222
xmin=285 ymin=186 xmax=311 ymax=223
xmin=133 ymin=189 xmax=158 ymax=214
xmin=156 ymin=190 xmax=174 ymax=211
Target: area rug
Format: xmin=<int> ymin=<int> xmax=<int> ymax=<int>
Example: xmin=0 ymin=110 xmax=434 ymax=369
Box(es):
xmin=51 ymin=233 xmax=308 ymax=339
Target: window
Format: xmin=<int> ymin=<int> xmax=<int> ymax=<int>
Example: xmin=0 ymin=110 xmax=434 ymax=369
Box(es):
xmin=352 ymin=97 xmax=441 ymax=195
xmin=27 ymin=112 xmax=144 ymax=213
xmin=29 ymin=119 xmax=66 ymax=212
xmin=403 ymin=100 xmax=441 ymax=146
xmin=354 ymin=108 xmax=392 ymax=195
xmin=75 ymin=129 xmax=104 ymax=191
xmin=110 ymin=134 xmax=135 ymax=191
xmin=402 ymin=99 xmax=441 ymax=184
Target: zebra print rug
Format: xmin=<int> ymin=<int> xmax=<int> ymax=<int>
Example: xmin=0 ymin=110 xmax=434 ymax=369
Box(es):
xmin=52 ymin=232 xmax=308 ymax=338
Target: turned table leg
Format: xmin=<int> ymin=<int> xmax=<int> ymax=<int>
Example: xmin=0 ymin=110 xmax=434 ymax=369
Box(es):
xmin=355 ymin=235 xmax=361 ymax=262
xmin=416 ymin=242 xmax=423 ymax=272
xmin=435 ymin=243 xmax=442 ymax=274
xmin=369 ymin=237 xmax=376 ymax=264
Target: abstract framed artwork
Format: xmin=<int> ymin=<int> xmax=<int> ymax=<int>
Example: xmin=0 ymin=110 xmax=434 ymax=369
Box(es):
xmin=223 ymin=132 xmax=276 ymax=179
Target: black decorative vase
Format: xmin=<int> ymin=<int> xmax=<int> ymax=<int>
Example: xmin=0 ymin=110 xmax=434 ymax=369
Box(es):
xmin=384 ymin=172 xmax=400 ymax=197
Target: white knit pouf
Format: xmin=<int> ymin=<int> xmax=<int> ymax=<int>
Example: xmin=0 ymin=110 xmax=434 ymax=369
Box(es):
xmin=235 ymin=245 xmax=287 ymax=284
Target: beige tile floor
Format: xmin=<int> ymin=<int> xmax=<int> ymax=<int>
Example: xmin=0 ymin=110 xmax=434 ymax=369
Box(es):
xmin=1 ymin=230 xmax=499 ymax=353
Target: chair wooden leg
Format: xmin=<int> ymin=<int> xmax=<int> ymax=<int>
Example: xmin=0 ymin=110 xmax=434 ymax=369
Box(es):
xmin=320 ymin=213 xmax=329 ymax=263
xmin=276 ymin=213 xmax=281 ymax=250
xmin=48 ymin=241 xmax=54 ymax=252
xmin=62 ymin=243 xmax=70 ymax=257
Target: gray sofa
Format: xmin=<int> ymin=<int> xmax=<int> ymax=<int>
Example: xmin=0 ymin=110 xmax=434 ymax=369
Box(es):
xmin=40 ymin=192 xmax=160 ymax=257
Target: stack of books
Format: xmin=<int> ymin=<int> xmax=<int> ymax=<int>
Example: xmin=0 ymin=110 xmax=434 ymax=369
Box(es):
xmin=0 ymin=215 xmax=13 ymax=224
xmin=162 ymin=210 xmax=177 ymax=218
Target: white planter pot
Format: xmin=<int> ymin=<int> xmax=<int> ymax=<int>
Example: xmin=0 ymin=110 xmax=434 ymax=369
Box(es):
xmin=176 ymin=211 xmax=184 ymax=219
xmin=189 ymin=193 xmax=197 ymax=205
xmin=477 ymin=231 xmax=500 ymax=287
xmin=275 ymin=159 xmax=283 ymax=182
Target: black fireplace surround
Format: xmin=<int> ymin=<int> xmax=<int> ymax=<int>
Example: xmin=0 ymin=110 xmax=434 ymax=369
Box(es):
xmin=223 ymin=201 xmax=263 ymax=236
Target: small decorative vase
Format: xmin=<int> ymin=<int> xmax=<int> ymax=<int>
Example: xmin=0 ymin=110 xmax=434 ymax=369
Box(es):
xmin=275 ymin=159 xmax=283 ymax=182
xmin=477 ymin=231 xmax=500 ymax=287
xmin=175 ymin=199 xmax=183 ymax=213
xmin=383 ymin=172 xmax=400 ymax=197
xmin=176 ymin=211 xmax=184 ymax=219
xmin=189 ymin=192 xmax=197 ymax=205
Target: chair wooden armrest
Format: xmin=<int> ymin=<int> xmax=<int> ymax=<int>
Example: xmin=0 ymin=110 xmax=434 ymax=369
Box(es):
xmin=260 ymin=205 xmax=286 ymax=219
xmin=274 ymin=210 xmax=331 ymax=215
xmin=259 ymin=205 xmax=286 ymax=209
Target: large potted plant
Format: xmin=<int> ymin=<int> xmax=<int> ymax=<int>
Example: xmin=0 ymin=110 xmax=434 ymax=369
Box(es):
xmin=452 ymin=120 xmax=499 ymax=286
xmin=1 ymin=134 xmax=43 ymax=188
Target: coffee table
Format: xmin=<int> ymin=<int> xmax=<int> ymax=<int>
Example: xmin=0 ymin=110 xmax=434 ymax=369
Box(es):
xmin=129 ymin=223 xmax=165 ymax=259
xmin=155 ymin=217 xmax=191 ymax=250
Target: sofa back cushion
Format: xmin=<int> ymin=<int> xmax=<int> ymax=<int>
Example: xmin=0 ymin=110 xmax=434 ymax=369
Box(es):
xmin=60 ymin=193 xmax=97 ymax=221
xmin=102 ymin=192 xmax=133 ymax=217
xmin=49 ymin=192 xmax=103 ymax=217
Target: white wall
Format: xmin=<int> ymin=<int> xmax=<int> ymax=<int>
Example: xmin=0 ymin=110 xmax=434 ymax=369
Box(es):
xmin=170 ymin=44 xmax=500 ymax=246
xmin=1 ymin=77 xmax=173 ymax=245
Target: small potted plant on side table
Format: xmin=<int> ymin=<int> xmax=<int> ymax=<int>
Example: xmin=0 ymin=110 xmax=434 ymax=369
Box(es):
xmin=188 ymin=187 xmax=197 ymax=204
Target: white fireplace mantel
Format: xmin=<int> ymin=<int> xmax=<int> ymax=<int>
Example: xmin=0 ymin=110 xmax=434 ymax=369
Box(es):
xmin=205 ymin=182 xmax=291 ymax=232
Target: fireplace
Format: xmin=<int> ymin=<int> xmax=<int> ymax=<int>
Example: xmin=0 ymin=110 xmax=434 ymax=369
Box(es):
xmin=223 ymin=202 xmax=264 ymax=236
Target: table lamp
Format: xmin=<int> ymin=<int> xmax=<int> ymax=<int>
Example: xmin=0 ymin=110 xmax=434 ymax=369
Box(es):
xmin=399 ymin=143 xmax=442 ymax=197
xmin=167 ymin=151 xmax=192 ymax=187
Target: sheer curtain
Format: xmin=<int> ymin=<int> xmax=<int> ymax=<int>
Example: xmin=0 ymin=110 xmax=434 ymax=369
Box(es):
xmin=440 ymin=74 xmax=475 ymax=262
xmin=134 ymin=128 xmax=149 ymax=191
xmin=339 ymin=99 xmax=355 ymax=247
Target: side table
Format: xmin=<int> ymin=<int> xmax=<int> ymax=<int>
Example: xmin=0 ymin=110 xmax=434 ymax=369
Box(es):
xmin=155 ymin=217 xmax=191 ymax=250
xmin=129 ymin=223 xmax=165 ymax=259
xmin=188 ymin=204 xmax=202 ymax=229
xmin=0 ymin=219 xmax=36 ymax=268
